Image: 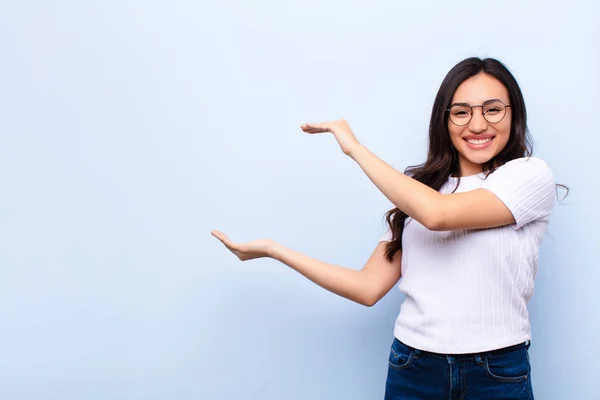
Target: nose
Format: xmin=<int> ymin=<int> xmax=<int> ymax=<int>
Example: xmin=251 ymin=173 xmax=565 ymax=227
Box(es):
xmin=468 ymin=107 xmax=488 ymax=133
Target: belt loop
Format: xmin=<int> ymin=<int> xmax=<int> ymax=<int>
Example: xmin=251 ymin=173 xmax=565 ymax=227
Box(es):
xmin=525 ymin=340 xmax=531 ymax=350
xmin=413 ymin=349 xmax=421 ymax=359
xmin=475 ymin=354 xmax=484 ymax=367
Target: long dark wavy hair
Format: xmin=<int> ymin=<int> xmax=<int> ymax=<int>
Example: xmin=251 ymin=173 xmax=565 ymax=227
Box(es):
xmin=383 ymin=57 xmax=567 ymax=262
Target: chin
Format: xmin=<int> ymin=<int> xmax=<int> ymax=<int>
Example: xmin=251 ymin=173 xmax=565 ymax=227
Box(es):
xmin=455 ymin=146 xmax=500 ymax=170
xmin=463 ymin=151 xmax=495 ymax=165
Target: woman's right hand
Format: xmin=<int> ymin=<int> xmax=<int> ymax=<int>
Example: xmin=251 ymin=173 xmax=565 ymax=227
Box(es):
xmin=211 ymin=230 xmax=274 ymax=261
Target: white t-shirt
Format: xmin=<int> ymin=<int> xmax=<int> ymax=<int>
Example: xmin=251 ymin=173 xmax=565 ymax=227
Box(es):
xmin=379 ymin=156 xmax=556 ymax=354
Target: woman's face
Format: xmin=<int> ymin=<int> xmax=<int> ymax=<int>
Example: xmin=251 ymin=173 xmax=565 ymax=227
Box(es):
xmin=447 ymin=73 xmax=512 ymax=176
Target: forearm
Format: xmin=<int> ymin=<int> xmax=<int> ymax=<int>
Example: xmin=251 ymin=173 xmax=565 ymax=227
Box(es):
xmin=349 ymin=145 xmax=442 ymax=229
xmin=268 ymin=241 xmax=372 ymax=306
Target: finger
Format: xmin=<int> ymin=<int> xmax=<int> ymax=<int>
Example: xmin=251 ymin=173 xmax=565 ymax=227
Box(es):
xmin=211 ymin=230 xmax=235 ymax=248
xmin=301 ymin=127 xmax=330 ymax=134
xmin=301 ymin=122 xmax=331 ymax=132
xmin=305 ymin=122 xmax=330 ymax=130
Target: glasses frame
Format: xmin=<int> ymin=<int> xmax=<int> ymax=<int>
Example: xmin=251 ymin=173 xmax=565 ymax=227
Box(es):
xmin=446 ymin=99 xmax=511 ymax=126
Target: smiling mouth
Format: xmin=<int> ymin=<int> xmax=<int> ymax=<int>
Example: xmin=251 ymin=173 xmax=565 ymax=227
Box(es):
xmin=464 ymin=137 xmax=494 ymax=145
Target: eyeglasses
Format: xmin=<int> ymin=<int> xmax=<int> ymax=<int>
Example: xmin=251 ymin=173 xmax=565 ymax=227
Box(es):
xmin=446 ymin=99 xmax=511 ymax=126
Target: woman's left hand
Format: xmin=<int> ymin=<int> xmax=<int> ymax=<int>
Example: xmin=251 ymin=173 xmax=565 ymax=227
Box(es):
xmin=300 ymin=119 xmax=362 ymax=156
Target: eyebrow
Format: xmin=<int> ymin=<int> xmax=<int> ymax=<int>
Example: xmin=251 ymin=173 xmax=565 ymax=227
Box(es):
xmin=449 ymin=98 xmax=504 ymax=107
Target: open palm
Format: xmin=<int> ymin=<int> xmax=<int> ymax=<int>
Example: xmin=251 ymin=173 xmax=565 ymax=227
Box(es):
xmin=300 ymin=119 xmax=361 ymax=156
xmin=211 ymin=230 xmax=272 ymax=261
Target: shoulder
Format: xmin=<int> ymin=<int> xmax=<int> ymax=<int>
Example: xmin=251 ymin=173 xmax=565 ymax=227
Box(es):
xmin=497 ymin=156 xmax=551 ymax=170
xmin=489 ymin=156 xmax=554 ymax=180
xmin=481 ymin=156 xmax=556 ymax=199
xmin=481 ymin=156 xmax=556 ymax=229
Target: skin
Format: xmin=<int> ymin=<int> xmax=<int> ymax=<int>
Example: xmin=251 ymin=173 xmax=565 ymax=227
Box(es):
xmin=211 ymin=73 xmax=516 ymax=307
xmin=448 ymin=73 xmax=512 ymax=176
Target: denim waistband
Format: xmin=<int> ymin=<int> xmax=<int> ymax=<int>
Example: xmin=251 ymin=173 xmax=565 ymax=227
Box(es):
xmin=399 ymin=340 xmax=531 ymax=360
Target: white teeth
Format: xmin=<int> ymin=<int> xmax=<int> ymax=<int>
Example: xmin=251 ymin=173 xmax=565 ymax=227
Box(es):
xmin=466 ymin=138 xmax=492 ymax=145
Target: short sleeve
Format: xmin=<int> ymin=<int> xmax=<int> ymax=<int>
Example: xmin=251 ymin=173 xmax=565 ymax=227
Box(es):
xmin=481 ymin=157 xmax=556 ymax=229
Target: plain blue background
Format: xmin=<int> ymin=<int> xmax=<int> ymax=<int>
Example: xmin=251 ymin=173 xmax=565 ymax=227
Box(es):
xmin=1 ymin=1 xmax=598 ymax=399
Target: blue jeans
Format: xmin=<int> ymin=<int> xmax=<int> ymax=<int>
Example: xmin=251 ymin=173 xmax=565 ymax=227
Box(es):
xmin=385 ymin=338 xmax=534 ymax=399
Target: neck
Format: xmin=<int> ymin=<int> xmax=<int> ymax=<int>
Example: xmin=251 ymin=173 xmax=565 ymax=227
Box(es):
xmin=458 ymin=158 xmax=485 ymax=177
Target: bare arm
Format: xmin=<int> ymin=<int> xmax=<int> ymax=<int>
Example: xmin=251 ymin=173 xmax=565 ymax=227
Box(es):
xmin=300 ymin=121 xmax=516 ymax=231
xmin=211 ymin=230 xmax=402 ymax=307
xmin=349 ymin=145 xmax=514 ymax=231
xmin=268 ymin=241 xmax=402 ymax=307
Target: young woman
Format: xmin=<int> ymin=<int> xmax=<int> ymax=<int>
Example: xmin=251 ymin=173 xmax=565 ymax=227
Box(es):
xmin=212 ymin=57 xmax=559 ymax=399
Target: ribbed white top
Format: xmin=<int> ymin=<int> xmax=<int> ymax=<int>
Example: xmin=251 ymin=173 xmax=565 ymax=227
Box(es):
xmin=380 ymin=157 xmax=556 ymax=354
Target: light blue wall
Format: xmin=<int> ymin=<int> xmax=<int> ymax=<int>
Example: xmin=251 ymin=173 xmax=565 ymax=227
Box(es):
xmin=1 ymin=1 xmax=598 ymax=399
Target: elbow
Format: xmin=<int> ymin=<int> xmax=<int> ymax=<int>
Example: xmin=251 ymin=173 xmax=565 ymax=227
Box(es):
xmin=422 ymin=213 xmax=444 ymax=231
xmin=360 ymin=292 xmax=382 ymax=307
xmin=419 ymin=197 xmax=446 ymax=231
xmin=361 ymin=298 xmax=376 ymax=307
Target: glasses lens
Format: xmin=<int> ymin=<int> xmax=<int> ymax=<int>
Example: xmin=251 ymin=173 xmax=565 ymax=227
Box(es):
xmin=483 ymin=101 xmax=506 ymax=123
xmin=449 ymin=105 xmax=471 ymax=126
